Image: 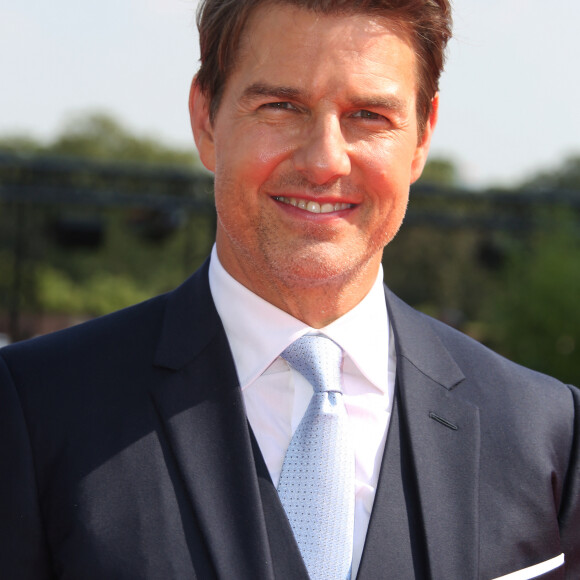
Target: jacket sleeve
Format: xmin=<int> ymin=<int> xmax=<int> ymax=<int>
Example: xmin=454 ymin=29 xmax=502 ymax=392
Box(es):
xmin=560 ymin=384 xmax=580 ymax=578
xmin=0 ymin=353 xmax=54 ymax=579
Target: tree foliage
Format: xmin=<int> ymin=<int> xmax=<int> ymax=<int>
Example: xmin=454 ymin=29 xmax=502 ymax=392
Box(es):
xmin=418 ymin=157 xmax=460 ymax=187
xmin=0 ymin=111 xmax=199 ymax=168
xmin=0 ymin=112 xmax=208 ymax=338
xmin=481 ymin=216 xmax=580 ymax=385
xmin=521 ymin=154 xmax=580 ymax=192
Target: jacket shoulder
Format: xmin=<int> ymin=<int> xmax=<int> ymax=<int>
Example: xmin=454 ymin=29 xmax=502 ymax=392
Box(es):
xmin=387 ymin=286 xmax=572 ymax=389
xmin=1 ymin=292 xmax=169 ymax=375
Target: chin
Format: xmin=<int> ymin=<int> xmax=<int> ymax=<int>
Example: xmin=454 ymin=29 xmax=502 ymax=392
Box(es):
xmin=265 ymin=247 xmax=372 ymax=289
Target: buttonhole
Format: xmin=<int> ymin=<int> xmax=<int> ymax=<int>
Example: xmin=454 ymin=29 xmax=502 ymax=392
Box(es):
xmin=429 ymin=412 xmax=458 ymax=431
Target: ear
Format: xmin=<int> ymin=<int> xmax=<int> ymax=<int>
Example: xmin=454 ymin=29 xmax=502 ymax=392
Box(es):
xmin=189 ymin=77 xmax=216 ymax=172
xmin=410 ymin=93 xmax=439 ymax=184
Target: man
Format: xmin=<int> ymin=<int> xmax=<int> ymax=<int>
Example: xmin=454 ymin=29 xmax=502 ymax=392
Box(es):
xmin=1 ymin=0 xmax=578 ymax=578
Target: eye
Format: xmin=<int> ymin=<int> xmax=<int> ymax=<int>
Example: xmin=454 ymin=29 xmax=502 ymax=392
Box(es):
xmin=352 ymin=110 xmax=385 ymax=121
xmin=261 ymin=101 xmax=297 ymax=111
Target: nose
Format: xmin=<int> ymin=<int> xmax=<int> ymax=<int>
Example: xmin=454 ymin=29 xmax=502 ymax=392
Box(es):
xmin=293 ymin=114 xmax=351 ymax=185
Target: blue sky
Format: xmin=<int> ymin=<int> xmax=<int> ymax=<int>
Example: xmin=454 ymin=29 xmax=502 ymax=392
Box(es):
xmin=1 ymin=0 xmax=578 ymax=187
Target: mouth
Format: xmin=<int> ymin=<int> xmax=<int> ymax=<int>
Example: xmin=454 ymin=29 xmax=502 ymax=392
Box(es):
xmin=272 ymin=196 xmax=354 ymax=214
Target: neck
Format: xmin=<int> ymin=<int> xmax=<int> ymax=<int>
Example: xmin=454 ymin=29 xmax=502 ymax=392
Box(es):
xmin=271 ymin=282 xmax=374 ymax=328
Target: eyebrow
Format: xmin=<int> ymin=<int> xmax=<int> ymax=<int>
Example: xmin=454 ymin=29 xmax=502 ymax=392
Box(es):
xmin=240 ymin=82 xmax=307 ymax=103
xmin=348 ymin=95 xmax=409 ymax=115
xmin=240 ymin=82 xmax=409 ymax=115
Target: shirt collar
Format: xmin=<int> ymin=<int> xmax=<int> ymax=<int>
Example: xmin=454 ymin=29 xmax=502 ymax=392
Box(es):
xmin=208 ymin=245 xmax=391 ymax=393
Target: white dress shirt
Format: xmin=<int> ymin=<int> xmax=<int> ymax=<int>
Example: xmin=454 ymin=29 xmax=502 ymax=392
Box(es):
xmin=208 ymin=246 xmax=396 ymax=577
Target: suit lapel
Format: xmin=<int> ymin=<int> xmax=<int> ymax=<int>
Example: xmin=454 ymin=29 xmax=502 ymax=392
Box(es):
xmin=359 ymin=288 xmax=481 ymax=579
xmin=395 ymin=355 xmax=480 ymax=579
xmin=149 ymin=262 xmax=276 ymax=580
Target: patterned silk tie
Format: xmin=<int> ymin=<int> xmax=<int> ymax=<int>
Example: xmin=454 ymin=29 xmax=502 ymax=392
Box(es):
xmin=277 ymin=335 xmax=355 ymax=580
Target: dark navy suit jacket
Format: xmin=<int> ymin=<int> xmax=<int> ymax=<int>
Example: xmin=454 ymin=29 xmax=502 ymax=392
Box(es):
xmin=1 ymin=259 xmax=579 ymax=579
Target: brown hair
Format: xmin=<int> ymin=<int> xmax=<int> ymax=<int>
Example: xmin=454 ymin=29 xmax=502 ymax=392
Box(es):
xmin=195 ymin=0 xmax=452 ymax=136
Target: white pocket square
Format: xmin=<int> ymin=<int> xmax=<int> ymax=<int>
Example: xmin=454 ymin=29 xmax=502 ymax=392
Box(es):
xmin=492 ymin=553 xmax=565 ymax=579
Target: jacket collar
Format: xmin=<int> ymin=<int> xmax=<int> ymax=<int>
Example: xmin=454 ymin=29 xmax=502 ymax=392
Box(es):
xmin=153 ymin=258 xmax=218 ymax=370
xmin=385 ymin=286 xmax=465 ymax=390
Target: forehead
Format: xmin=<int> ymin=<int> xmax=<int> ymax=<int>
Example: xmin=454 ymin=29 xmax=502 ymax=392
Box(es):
xmin=228 ymin=4 xmax=417 ymax=99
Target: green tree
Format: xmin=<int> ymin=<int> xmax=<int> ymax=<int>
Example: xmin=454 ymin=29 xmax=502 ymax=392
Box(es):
xmin=521 ymin=154 xmax=580 ymax=191
xmin=418 ymin=157 xmax=460 ymax=187
xmin=0 ymin=112 xmax=211 ymax=339
xmin=482 ymin=217 xmax=580 ymax=385
xmin=0 ymin=135 xmax=42 ymax=155
xmin=0 ymin=111 xmax=199 ymax=168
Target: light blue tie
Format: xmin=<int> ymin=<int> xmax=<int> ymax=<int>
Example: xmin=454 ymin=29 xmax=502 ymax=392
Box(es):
xmin=277 ymin=335 xmax=355 ymax=580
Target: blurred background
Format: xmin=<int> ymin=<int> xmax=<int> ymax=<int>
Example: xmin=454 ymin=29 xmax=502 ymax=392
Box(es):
xmin=1 ymin=0 xmax=579 ymax=384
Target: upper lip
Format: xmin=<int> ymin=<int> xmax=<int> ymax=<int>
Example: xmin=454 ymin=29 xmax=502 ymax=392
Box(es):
xmin=271 ymin=193 xmax=359 ymax=205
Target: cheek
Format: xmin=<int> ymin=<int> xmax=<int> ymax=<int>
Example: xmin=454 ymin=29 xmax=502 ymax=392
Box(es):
xmin=215 ymin=128 xmax=291 ymax=186
xmin=356 ymin=142 xmax=413 ymax=199
xmin=254 ymin=132 xmax=295 ymax=167
xmin=357 ymin=134 xmax=415 ymax=169
xmin=354 ymin=143 xmax=412 ymax=233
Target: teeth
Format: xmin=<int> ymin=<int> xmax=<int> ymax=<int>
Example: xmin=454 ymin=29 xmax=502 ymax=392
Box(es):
xmin=274 ymin=196 xmax=352 ymax=214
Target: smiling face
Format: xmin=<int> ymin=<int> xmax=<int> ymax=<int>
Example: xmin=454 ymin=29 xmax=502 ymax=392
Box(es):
xmin=191 ymin=4 xmax=437 ymax=320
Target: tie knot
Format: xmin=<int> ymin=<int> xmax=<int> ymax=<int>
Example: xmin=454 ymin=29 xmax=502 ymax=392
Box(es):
xmin=281 ymin=335 xmax=343 ymax=394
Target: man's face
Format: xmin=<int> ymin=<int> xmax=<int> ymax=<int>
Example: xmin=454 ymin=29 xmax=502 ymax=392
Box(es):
xmin=192 ymin=5 xmax=436 ymax=299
